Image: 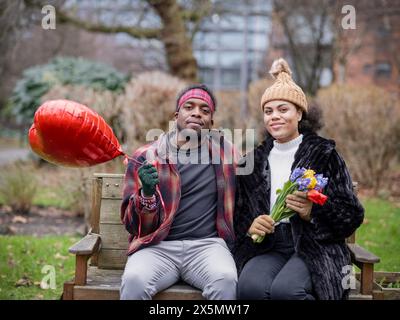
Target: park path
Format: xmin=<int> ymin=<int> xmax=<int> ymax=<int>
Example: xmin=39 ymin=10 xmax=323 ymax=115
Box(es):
xmin=0 ymin=148 xmax=30 ymax=166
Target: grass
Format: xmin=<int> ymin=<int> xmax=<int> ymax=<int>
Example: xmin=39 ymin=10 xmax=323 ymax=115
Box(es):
xmin=0 ymin=180 xmax=85 ymax=210
xmin=357 ymin=198 xmax=400 ymax=272
xmin=0 ymin=184 xmax=70 ymax=210
xmin=0 ymin=186 xmax=80 ymax=210
xmin=32 ymin=186 xmax=74 ymax=209
xmin=0 ymin=235 xmax=78 ymax=300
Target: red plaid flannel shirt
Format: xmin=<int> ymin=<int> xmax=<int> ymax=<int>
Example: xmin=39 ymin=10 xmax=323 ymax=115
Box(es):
xmin=120 ymin=131 xmax=238 ymax=255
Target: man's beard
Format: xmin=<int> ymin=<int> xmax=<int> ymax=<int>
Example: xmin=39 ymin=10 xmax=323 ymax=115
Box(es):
xmin=175 ymin=122 xmax=210 ymax=148
xmin=176 ymin=122 xmax=203 ymax=137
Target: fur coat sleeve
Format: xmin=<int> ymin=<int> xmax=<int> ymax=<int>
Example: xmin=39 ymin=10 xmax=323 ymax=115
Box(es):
xmin=307 ymin=149 xmax=364 ymax=242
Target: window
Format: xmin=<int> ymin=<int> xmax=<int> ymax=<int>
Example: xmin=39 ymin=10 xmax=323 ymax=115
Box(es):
xmin=375 ymin=62 xmax=392 ymax=78
xmin=221 ymin=68 xmax=241 ymax=88
xmin=199 ymin=68 xmax=214 ymax=87
xmin=375 ymin=25 xmax=391 ymax=37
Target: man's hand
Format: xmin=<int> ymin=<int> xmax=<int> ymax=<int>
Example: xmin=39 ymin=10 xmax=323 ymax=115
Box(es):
xmin=248 ymin=214 xmax=275 ymax=237
xmin=286 ymin=191 xmax=313 ymax=221
xmin=138 ymin=163 xmax=159 ymax=197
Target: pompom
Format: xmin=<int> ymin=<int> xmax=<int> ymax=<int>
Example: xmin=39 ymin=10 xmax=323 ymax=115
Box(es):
xmin=269 ymin=58 xmax=292 ymax=79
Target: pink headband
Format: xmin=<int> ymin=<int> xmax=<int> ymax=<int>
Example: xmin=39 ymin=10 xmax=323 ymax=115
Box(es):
xmin=177 ymin=89 xmax=215 ymax=113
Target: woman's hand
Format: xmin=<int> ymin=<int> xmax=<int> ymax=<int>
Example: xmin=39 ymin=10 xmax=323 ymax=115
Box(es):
xmin=286 ymin=191 xmax=313 ymax=221
xmin=248 ymin=214 xmax=275 ymax=237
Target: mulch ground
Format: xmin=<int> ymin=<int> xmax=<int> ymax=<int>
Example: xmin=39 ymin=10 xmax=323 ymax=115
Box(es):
xmin=0 ymin=205 xmax=86 ymax=237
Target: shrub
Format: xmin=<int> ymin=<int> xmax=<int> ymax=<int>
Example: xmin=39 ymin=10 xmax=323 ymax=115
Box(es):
xmin=0 ymin=162 xmax=37 ymax=214
xmin=10 ymin=57 xmax=129 ymax=125
xmin=213 ymin=90 xmax=256 ymax=154
xmin=117 ymin=71 xmax=187 ymax=151
xmin=213 ymin=78 xmax=274 ymax=152
xmin=316 ymin=84 xmax=400 ymax=192
xmin=214 ymin=90 xmax=242 ymax=130
xmin=247 ymin=78 xmax=274 ymax=144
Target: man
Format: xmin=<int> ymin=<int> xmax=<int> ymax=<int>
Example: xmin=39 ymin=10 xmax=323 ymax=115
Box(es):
xmin=120 ymin=84 xmax=238 ymax=300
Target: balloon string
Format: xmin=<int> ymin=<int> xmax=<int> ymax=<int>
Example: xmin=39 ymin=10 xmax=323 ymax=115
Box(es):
xmin=122 ymin=154 xmax=167 ymax=232
xmin=123 ymin=154 xmax=144 ymax=166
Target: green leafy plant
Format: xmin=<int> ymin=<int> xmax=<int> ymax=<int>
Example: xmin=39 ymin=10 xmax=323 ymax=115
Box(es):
xmin=378 ymin=277 xmax=400 ymax=289
xmin=386 ymin=281 xmax=400 ymax=289
xmin=10 ymin=57 xmax=129 ymax=125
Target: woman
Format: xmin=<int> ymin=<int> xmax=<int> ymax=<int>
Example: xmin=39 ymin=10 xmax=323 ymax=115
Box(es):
xmin=233 ymin=58 xmax=364 ymax=300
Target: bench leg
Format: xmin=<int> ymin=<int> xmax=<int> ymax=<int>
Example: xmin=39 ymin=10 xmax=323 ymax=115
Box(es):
xmin=62 ymin=281 xmax=74 ymax=300
xmin=75 ymin=255 xmax=89 ymax=286
xmin=360 ymin=263 xmax=373 ymax=295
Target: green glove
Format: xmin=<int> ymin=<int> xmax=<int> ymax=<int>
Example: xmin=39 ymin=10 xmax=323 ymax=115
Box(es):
xmin=138 ymin=163 xmax=159 ymax=197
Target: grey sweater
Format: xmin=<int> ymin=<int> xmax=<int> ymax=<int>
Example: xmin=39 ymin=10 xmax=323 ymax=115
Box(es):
xmin=165 ymin=139 xmax=218 ymax=240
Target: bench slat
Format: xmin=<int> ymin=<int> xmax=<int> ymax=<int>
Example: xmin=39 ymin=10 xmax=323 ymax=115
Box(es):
xmin=100 ymin=199 xmax=123 ymax=224
xmin=99 ymin=223 xmax=129 ymax=250
xmin=101 ymin=177 xmax=124 ymax=199
xmin=98 ymin=249 xmax=127 ymax=269
xmin=69 ymin=234 xmax=101 ymax=255
xmin=74 ymin=267 xmax=203 ymax=300
xmin=347 ymin=243 xmax=380 ymax=264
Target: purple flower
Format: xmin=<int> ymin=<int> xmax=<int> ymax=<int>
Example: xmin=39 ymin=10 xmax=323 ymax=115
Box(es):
xmin=296 ymin=178 xmax=311 ymax=191
xmin=315 ymin=174 xmax=328 ymax=191
xmin=290 ymin=167 xmax=306 ymax=182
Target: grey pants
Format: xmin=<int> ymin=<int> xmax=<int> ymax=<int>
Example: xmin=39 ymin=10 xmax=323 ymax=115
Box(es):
xmin=120 ymin=237 xmax=238 ymax=300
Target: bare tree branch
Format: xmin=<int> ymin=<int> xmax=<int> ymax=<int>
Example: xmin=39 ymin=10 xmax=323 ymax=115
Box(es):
xmin=271 ymin=0 xmax=334 ymax=95
xmin=186 ymin=1 xmax=212 ymax=41
xmin=56 ymin=7 xmax=161 ymax=39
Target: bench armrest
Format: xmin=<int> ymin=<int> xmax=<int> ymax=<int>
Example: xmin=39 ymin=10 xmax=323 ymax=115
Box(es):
xmin=347 ymin=243 xmax=380 ymax=295
xmin=69 ymin=233 xmax=101 ymax=256
xmin=347 ymin=243 xmax=380 ymax=264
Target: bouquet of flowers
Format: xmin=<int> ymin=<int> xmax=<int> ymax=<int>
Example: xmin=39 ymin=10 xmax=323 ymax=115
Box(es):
xmin=252 ymin=168 xmax=329 ymax=243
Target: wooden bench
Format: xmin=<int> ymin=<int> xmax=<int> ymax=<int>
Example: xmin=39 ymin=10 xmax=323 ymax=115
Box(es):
xmin=346 ymin=182 xmax=381 ymax=299
xmin=62 ymin=174 xmax=380 ymax=300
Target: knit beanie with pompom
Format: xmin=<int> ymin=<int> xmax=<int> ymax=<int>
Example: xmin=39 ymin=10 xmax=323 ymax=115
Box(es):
xmin=260 ymin=58 xmax=308 ymax=112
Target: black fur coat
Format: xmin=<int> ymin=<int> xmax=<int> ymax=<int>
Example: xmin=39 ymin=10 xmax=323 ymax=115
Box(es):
xmin=233 ymin=132 xmax=365 ymax=300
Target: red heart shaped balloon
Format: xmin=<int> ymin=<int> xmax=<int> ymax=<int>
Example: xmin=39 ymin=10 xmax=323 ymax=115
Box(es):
xmin=29 ymin=99 xmax=124 ymax=167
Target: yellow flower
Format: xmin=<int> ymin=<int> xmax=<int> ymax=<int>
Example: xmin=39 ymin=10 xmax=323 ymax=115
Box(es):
xmin=308 ymin=177 xmax=317 ymax=189
xmin=303 ymin=169 xmax=316 ymax=179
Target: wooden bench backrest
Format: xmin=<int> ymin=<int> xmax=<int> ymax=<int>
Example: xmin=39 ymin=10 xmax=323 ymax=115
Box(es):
xmin=90 ymin=173 xmax=358 ymax=269
xmin=91 ymin=173 xmax=127 ymax=269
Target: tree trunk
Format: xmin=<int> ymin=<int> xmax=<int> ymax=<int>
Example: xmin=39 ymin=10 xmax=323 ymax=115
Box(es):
xmin=149 ymin=0 xmax=198 ymax=82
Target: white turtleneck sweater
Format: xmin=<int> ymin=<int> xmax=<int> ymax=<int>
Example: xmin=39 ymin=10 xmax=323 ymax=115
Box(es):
xmin=268 ymin=134 xmax=303 ymax=223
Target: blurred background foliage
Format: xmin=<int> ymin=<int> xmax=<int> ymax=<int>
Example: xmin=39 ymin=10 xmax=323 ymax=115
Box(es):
xmin=7 ymin=57 xmax=129 ymax=125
